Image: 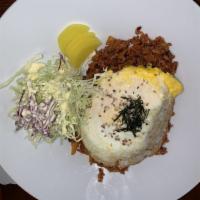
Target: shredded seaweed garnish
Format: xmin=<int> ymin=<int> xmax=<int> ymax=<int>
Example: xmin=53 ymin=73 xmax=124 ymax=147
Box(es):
xmin=114 ymin=96 xmax=149 ymax=137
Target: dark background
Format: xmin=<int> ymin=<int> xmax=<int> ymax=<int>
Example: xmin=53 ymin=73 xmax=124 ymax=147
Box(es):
xmin=0 ymin=0 xmax=199 ymax=199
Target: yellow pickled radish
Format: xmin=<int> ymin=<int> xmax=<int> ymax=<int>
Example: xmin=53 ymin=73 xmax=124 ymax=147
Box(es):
xmin=58 ymin=24 xmax=89 ymax=53
xmin=67 ymin=37 xmax=101 ymax=68
xmin=64 ymin=32 xmax=96 ymax=57
xmin=58 ymin=23 xmax=101 ymax=68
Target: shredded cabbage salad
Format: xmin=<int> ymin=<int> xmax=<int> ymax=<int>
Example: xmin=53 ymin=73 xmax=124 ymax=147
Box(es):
xmin=0 ymin=54 xmax=95 ymax=143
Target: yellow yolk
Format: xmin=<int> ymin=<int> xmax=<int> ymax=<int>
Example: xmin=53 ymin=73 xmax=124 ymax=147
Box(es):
xmin=102 ymin=66 xmax=183 ymax=97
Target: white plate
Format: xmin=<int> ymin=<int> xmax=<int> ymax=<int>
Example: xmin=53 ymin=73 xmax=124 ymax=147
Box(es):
xmin=0 ymin=0 xmax=200 ymax=199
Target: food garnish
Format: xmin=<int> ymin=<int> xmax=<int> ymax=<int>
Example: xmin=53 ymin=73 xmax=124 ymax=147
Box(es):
xmin=114 ymin=96 xmax=150 ymax=137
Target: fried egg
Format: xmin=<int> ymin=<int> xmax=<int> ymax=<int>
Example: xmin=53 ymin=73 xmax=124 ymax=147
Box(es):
xmin=81 ymin=66 xmax=183 ymax=168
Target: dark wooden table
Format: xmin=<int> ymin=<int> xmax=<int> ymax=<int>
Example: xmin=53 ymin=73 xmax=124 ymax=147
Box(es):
xmin=0 ymin=0 xmax=200 ymax=200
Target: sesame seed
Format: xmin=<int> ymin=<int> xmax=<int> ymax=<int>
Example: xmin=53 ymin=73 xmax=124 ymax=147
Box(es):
xmin=101 ymin=124 xmax=105 ymax=128
xmin=106 ymin=94 xmax=112 ymax=98
xmin=122 ymin=139 xmax=128 ymax=145
xmin=113 ymin=89 xmax=116 ymax=93
xmin=103 ymin=106 xmax=109 ymax=113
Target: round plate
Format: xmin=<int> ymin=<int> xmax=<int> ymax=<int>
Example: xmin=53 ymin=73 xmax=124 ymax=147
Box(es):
xmin=0 ymin=0 xmax=200 ymax=199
